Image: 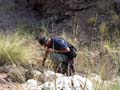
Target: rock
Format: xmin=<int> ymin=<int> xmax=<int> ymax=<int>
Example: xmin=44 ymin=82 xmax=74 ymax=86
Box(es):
xmin=33 ymin=70 xmax=42 ymax=79
xmin=40 ymin=70 xmax=64 ymax=82
xmin=25 ymin=69 xmax=42 ymax=81
xmin=23 ymin=79 xmax=38 ymax=90
xmin=0 ymin=73 xmax=8 ymax=84
xmin=25 ymin=69 xmax=34 ymax=80
xmin=23 ymin=70 xmax=93 ymax=90
xmin=37 ymin=72 xmax=93 ymax=90
xmin=0 ymin=65 xmax=14 ymax=73
xmin=7 ymin=65 xmax=26 ymax=83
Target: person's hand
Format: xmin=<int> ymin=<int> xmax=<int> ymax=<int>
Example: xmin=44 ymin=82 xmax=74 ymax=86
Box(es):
xmin=42 ymin=60 xmax=45 ymax=66
xmin=42 ymin=61 xmax=45 ymax=66
xmin=47 ymin=48 xmax=55 ymax=53
xmin=42 ymin=58 xmax=46 ymax=66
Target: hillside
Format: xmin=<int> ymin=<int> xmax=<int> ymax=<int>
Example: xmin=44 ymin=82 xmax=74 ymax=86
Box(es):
xmin=0 ymin=0 xmax=120 ymax=90
xmin=0 ymin=0 xmax=120 ymax=40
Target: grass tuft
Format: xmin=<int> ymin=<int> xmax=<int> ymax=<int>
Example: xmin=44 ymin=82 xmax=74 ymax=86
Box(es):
xmin=0 ymin=32 xmax=34 ymax=65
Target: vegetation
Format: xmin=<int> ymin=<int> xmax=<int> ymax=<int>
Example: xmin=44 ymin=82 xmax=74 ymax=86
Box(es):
xmin=0 ymin=32 xmax=39 ymax=65
xmin=0 ymin=0 xmax=120 ymax=89
xmin=0 ymin=21 xmax=119 ymax=88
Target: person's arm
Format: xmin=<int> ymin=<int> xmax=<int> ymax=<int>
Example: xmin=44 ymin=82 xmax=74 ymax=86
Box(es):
xmin=42 ymin=50 xmax=48 ymax=66
xmin=46 ymin=47 xmax=70 ymax=53
xmin=54 ymin=47 xmax=70 ymax=53
xmin=46 ymin=38 xmax=70 ymax=53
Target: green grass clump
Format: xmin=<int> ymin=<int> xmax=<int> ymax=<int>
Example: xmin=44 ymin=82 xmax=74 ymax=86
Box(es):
xmin=0 ymin=33 xmax=34 ymax=65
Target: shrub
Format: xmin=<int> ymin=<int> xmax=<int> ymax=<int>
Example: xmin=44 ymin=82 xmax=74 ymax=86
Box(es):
xmin=0 ymin=33 xmax=34 ymax=65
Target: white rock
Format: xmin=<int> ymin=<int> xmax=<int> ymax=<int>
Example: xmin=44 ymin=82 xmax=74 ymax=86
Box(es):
xmin=23 ymin=70 xmax=93 ymax=90
xmin=55 ymin=73 xmax=64 ymax=79
xmin=40 ymin=70 xmax=64 ymax=82
xmin=38 ymin=74 xmax=93 ymax=90
xmin=33 ymin=70 xmax=41 ymax=79
xmin=23 ymin=79 xmax=38 ymax=90
xmin=73 ymin=75 xmax=93 ymax=90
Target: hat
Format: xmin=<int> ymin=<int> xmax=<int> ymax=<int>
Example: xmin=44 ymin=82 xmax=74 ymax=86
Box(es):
xmin=35 ymin=35 xmax=48 ymax=46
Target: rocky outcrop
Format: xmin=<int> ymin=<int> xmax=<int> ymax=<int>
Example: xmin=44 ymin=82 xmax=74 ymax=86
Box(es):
xmin=0 ymin=0 xmax=119 ymax=44
xmin=38 ymin=75 xmax=93 ymax=90
xmin=23 ymin=0 xmax=120 ymax=44
xmin=23 ymin=70 xmax=93 ymax=90
xmin=0 ymin=0 xmax=38 ymax=31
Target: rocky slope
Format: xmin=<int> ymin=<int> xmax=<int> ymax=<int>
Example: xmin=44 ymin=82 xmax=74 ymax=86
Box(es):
xmin=0 ymin=0 xmax=120 ymax=45
xmin=0 ymin=0 xmax=38 ymax=31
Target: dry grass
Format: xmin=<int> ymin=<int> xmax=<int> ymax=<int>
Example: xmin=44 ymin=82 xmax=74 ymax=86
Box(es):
xmin=0 ymin=32 xmax=42 ymax=65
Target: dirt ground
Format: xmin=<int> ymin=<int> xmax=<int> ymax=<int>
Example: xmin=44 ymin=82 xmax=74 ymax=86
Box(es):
xmin=0 ymin=73 xmax=23 ymax=90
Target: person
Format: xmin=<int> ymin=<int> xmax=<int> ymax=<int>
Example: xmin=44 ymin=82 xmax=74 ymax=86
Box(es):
xmin=36 ymin=35 xmax=76 ymax=75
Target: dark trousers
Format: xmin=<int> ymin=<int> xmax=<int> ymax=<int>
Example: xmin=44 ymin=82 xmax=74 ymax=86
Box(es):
xmin=57 ymin=59 xmax=75 ymax=76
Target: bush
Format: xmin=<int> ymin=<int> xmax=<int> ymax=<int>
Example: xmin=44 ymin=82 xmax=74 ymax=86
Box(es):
xmin=0 ymin=33 xmax=34 ymax=65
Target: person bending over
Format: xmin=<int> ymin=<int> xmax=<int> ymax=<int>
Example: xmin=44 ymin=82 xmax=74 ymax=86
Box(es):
xmin=36 ymin=35 xmax=76 ymax=75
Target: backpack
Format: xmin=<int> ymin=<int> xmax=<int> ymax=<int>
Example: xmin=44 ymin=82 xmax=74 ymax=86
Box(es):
xmin=52 ymin=37 xmax=77 ymax=59
xmin=60 ymin=37 xmax=77 ymax=59
xmin=67 ymin=43 xmax=77 ymax=59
